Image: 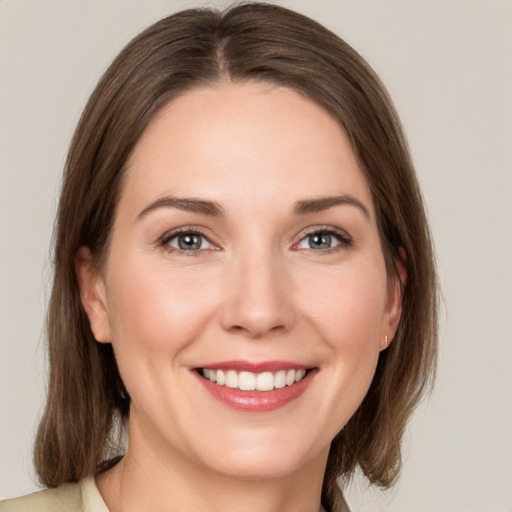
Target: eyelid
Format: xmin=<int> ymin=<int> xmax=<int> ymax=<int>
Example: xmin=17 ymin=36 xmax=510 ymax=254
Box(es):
xmin=291 ymin=225 xmax=352 ymax=251
xmin=157 ymin=224 xmax=351 ymax=254
xmin=159 ymin=226 xmax=220 ymax=252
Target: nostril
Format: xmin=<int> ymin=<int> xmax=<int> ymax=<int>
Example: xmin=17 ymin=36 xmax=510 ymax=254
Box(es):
xmin=227 ymin=322 xmax=288 ymax=339
xmin=219 ymin=267 xmax=295 ymax=337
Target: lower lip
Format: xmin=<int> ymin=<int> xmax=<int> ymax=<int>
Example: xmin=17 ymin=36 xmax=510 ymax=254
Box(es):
xmin=195 ymin=369 xmax=317 ymax=412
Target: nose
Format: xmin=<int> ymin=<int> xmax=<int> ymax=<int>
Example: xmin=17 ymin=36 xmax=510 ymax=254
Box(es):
xmin=220 ymin=249 xmax=295 ymax=339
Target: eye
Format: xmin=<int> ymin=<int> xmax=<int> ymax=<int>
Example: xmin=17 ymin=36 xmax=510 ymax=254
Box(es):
xmin=163 ymin=230 xmax=214 ymax=252
xmin=295 ymin=228 xmax=351 ymax=251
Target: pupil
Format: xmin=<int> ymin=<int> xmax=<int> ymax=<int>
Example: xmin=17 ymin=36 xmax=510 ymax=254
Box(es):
xmin=178 ymin=234 xmax=201 ymax=250
xmin=309 ymin=233 xmax=331 ymax=249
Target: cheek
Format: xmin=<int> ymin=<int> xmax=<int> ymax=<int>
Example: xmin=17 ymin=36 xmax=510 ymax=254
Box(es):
xmin=104 ymin=260 xmax=218 ymax=355
xmin=301 ymin=258 xmax=388 ymax=344
xmin=298 ymin=259 xmax=387 ymax=418
xmin=102 ymin=260 xmax=222 ymax=416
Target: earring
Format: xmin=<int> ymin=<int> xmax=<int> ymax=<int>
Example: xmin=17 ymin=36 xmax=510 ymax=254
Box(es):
xmin=384 ymin=335 xmax=388 ymax=347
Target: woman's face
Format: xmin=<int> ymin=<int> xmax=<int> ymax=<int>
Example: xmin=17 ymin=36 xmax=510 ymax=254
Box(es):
xmin=80 ymin=82 xmax=403 ymax=480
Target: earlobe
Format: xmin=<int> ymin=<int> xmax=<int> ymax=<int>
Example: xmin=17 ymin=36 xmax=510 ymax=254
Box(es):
xmin=380 ymin=249 xmax=407 ymax=350
xmin=75 ymin=247 xmax=112 ymax=343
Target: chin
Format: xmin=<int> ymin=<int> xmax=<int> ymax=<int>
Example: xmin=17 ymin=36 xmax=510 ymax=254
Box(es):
xmin=191 ymin=431 xmax=328 ymax=482
xmin=206 ymin=454 xmax=308 ymax=481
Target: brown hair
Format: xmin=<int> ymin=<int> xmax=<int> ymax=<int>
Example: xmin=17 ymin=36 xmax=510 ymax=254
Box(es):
xmin=35 ymin=3 xmax=437 ymax=511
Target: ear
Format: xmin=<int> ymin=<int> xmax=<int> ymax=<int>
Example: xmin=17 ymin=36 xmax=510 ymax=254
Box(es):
xmin=75 ymin=247 xmax=112 ymax=343
xmin=380 ymin=248 xmax=407 ymax=351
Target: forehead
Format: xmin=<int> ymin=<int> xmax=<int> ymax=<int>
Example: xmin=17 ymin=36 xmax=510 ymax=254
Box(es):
xmin=121 ymin=82 xmax=373 ymax=218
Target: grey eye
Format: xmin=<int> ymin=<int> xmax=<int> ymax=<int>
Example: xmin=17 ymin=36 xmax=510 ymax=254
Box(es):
xmin=307 ymin=232 xmax=333 ymax=249
xmin=169 ymin=233 xmax=207 ymax=251
xmin=295 ymin=229 xmax=348 ymax=251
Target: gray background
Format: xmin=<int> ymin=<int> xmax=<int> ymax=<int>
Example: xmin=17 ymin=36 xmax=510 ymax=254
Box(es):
xmin=1 ymin=1 xmax=511 ymax=510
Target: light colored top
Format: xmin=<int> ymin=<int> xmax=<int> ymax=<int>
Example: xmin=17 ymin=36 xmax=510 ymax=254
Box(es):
xmin=0 ymin=478 xmax=341 ymax=512
xmin=0 ymin=477 xmax=108 ymax=512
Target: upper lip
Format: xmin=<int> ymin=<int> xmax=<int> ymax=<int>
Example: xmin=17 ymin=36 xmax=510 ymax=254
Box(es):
xmin=191 ymin=360 xmax=313 ymax=373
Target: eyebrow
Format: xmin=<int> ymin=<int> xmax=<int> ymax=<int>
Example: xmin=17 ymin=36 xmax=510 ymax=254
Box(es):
xmin=137 ymin=194 xmax=370 ymax=221
xmin=137 ymin=196 xmax=224 ymax=220
xmin=293 ymin=195 xmax=370 ymax=219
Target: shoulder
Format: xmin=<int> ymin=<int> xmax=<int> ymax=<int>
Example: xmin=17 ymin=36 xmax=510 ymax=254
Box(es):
xmin=0 ymin=477 xmax=107 ymax=512
xmin=0 ymin=482 xmax=81 ymax=512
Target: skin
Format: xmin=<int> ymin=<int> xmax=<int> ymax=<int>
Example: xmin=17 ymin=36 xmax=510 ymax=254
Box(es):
xmin=77 ymin=82 xmax=404 ymax=512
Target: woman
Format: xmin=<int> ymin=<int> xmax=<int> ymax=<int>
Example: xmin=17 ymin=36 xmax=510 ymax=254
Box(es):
xmin=1 ymin=3 xmax=437 ymax=512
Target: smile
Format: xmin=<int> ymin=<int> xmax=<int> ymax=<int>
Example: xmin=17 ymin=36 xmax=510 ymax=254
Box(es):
xmin=200 ymin=368 xmax=308 ymax=391
xmin=194 ymin=361 xmax=317 ymax=412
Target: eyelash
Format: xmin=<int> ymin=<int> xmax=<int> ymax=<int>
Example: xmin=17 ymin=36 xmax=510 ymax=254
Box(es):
xmin=159 ymin=226 xmax=352 ymax=256
xmin=159 ymin=227 xmax=216 ymax=256
xmin=293 ymin=226 xmax=352 ymax=255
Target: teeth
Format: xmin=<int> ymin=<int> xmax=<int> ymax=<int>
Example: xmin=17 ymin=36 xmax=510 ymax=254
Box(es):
xmin=274 ymin=370 xmax=286 ymax=389
xmin=256 ymin=372 xmax=274 ymax=391
xmin=295 ymin=369 xmax=306 ymax=382
xmin=286 ymin=369 xmax=296 ymax=386
xmin=200 ymin=368 xmax=308 ymax=391
xmin=225 ymin=370 xmax=238 ymax=388
xmin=239 ymin=371 xmax=256 ymax=391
